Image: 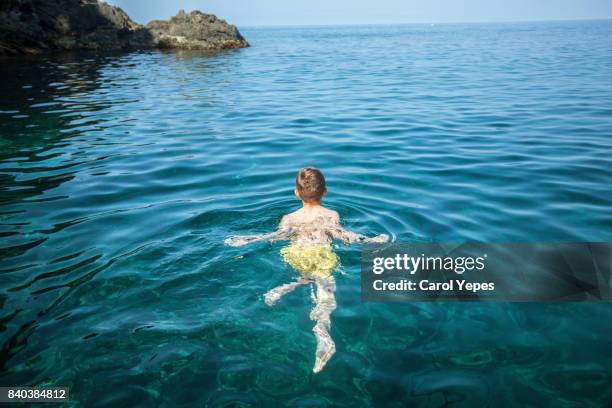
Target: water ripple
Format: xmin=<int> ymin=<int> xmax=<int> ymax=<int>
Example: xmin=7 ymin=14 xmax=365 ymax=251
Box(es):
xmin=0 ymin=20 xmax=611 ymax=405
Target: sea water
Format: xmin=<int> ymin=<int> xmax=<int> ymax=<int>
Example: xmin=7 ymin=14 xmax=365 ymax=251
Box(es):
xmin=0 ymin=21 xmax=611 ymax=406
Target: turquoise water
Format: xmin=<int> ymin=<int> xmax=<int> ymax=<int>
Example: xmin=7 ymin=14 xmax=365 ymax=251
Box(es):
xmin=1 ymin=20 xmax=612 ymax=406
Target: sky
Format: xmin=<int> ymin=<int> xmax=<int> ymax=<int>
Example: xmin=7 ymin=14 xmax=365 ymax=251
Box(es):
xmin=105 ymin=0 xmax=612 ymax=27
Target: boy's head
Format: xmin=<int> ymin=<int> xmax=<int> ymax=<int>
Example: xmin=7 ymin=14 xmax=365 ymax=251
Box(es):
xmin=295 ymin=167 xmax=326 ymax=203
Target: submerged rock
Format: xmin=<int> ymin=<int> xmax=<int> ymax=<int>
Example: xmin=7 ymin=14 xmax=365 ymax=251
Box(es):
xmin=0 ymin=0 xmax=248 ymax=55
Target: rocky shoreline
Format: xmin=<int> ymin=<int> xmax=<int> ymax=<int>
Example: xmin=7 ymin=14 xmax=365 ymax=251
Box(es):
xmin=0 ymin=0 xmax=249 ymax=55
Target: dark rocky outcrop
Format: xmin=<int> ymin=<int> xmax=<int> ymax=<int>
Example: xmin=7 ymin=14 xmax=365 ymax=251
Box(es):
xmin=0 ymin=0 xmax=248 ymax=55
xmin=148 ymin=10 xmax=248 ymax=50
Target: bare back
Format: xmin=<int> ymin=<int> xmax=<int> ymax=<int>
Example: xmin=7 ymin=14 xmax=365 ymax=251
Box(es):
xmin=279 ymin=206 xmax=361 ymax=246
xmin=225 ymin=205 xmax=387 ymax=248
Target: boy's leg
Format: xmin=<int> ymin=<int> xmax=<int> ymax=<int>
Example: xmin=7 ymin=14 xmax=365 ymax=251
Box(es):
xmin=264 ymin=278 xmax=310 ymax=306
xmin=311 ymin=277 xmax=337 ymax=373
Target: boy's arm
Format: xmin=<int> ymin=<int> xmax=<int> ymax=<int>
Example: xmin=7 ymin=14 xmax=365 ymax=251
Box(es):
xmin=224 ymin=231 xmax=277 ymax=247
xmin=224 ymin=216 xmax=293 ymax=247
xmin=328 ymin=213 xmax=388 ymax=244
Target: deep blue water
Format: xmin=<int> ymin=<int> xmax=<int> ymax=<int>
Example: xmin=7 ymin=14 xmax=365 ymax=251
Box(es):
xmin=1 ymin=20 xmax=611 ymax=406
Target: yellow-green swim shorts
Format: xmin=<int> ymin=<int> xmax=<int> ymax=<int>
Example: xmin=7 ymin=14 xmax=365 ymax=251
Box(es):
xmin=280 ymin=244 xmax=339 ymax=279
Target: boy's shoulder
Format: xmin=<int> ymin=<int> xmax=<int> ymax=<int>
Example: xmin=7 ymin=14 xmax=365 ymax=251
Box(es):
xmin=280 ymin=207 xmax=340 ymax=224
xmin=280 ymin=210 xmax=299 ymax=225
xmin=318 ymin=207 xmax=340 ymax=220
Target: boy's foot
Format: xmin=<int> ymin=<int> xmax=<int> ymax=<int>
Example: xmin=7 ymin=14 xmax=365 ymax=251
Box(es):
xmin=264 ymin=280 xmax=310 ymax=307
xmin=264 ymin=291 xmax=281 ymax=306
xmin=312 ymin=324 xmax=336 ymax=373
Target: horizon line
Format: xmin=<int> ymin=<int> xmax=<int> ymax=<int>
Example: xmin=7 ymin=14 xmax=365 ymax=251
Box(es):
xmin=236 ymin=16 xmax=612 ymax=29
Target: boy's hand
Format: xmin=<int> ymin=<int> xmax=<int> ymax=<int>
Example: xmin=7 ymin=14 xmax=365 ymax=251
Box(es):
xmin=368 ymin=234 xmax=389 ymax=243
xmin=224 ymin=236 xmax=249 ymax=247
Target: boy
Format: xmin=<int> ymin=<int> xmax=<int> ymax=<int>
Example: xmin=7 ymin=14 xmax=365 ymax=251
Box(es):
xmin=225 ymin=167 xmax=388 ymax=373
